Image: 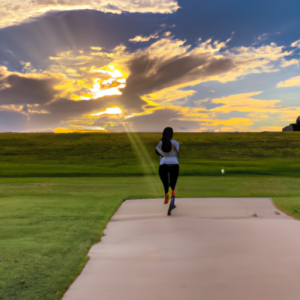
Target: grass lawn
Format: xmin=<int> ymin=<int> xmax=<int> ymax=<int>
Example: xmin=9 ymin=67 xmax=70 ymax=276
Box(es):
xmin=1 ymin=132 xmax=300 ymax=299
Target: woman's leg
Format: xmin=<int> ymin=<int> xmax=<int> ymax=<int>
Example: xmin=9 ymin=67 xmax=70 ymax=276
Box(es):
xmin=169 ymin=164 xmax=179 ymax=191
xmin=159 ymin=164 xmax=169 ymax=194
xmin=167 ymin=165 xmax=179 ymax=215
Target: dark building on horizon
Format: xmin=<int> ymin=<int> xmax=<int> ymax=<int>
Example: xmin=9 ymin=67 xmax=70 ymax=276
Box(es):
xmin=282 ymin=116 xmax=300 ymax=131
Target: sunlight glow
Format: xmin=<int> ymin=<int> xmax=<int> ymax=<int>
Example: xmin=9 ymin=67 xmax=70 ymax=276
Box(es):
xmin=94 ymin=69 xmax=123 ymax=79
xmin=81 ymin=67 xmax=126 ymax=100
xmin=91 ymin=107 xmax=122 ymax=116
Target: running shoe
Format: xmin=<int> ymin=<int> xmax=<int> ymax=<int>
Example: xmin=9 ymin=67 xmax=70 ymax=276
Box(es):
xmin=164 ymin=193 xmax=169 ymax=204
xmin=167 ymin=202 xmax=176 ymax=215
xmin=171 ymin=195 xmax=176 ymax=208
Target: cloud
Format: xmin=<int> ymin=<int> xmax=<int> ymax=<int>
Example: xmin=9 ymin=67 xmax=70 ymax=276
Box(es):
xmin=208 ymin=91 xmax=300 ymax=130
xmin=117 ymin=38 xmax=294 ymax=113
xmin=142 ymin=87 xmax=196 ymax=106
xmin=129 ymin=33 xmax=160 ymax=42
xmin=90 ymin=103 xmax=282 ymax=133
xmin=291 ymin=40 xmax=300 ymax=48
xmin=0 ymin=73 xmax=61 ymax=105
xmin=253 ymin=32 xmax=280 ymax=45
xmin=280 ymin=59 xmax=299 ymax=68
xmin=277 ymin=75 xmax=300 ymax=88
xmin=0 ymin=36 xmax=299 ymax=132
xmin=21 ymin=96 xmax=119 ymax=131
xmin=211 ymin=92 xmax=282 ymax=114
xmin=93 ymin=107 xmax=202 ymax=132
xmin=251 ymin=126 xmax=283 ymax=132
xmin=54 ymin=127 xmax=105 ymax=133
xmin=18 ymin=38 xmax=236 ymax=114
xmin=21 ymin=37 xmax=295 ymax=113
xmin=0 ymin=0 xmax=180 ymax=29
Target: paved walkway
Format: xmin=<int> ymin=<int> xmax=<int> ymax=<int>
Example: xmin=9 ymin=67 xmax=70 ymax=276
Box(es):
xmin=62 ymin=198 xmax=300 ymax=300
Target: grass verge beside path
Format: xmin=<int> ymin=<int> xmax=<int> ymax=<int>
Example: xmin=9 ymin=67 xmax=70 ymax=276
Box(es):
xmin=0 ymin=175 xmax=300 ymax=300
xmin=0 ymin=177 xmax=156 ymax=300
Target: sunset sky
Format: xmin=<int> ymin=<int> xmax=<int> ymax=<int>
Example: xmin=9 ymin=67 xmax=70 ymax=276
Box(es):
xmin=1 ymin=0 xmax=300 ymax=132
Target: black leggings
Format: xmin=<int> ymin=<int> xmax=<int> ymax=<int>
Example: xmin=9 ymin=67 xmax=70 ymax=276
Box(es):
xmin=159 ymin=164 xmax=179 ymax=194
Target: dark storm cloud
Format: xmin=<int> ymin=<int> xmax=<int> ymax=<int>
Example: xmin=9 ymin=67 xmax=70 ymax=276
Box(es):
xmin=0 ymin=74 xmax=60 ymax=105
xmin=45 ymin=97 xmax=115 ymax=117
xmin=27 ymin=97 xmax=119 ymax=129
xmin=118 ymin=53 xmax=234 ymax=110
xmin=0 ymin=48 xmax=234 ymax=115
xmin=124 ymin=54 xmax=209 ymax=94
xmin=114 ymin=93 xmax=146 ymax=113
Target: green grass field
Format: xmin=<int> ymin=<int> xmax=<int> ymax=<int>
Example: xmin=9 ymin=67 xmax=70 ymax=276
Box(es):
xmin=1 ymin=132 xmax=300 ymax=300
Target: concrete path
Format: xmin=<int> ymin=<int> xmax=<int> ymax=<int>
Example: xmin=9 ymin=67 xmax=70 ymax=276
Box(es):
xmin=62 ymin=198 xmax=300 ymax=300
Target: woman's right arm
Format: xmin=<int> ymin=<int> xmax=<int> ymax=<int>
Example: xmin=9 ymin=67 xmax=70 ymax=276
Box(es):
xmin=172 ymin=142 xmax=180 ymax=157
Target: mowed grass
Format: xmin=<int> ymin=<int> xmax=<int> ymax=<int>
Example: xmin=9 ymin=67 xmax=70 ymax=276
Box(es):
xmin=1 ymin=132 xmax=300 ymax=299
xmin=1 ymin=132 xmax=300 ymax=177
xmin=0 ymin=177 xmax=156 ymax=300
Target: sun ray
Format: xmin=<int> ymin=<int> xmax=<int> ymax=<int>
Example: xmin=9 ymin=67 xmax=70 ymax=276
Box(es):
xmin=121 ymin=121 xmax=160 ymax=195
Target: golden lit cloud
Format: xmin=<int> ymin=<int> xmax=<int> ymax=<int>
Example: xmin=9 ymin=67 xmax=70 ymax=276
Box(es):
xmin=0 ymin=0 xmax=180 ymax=29
xmin=251 ymin=126 xmax=283 ymax=132
xmin=0 ymin=104 xmax=24 ymax=113
xmin=90 ymin=107 xmax=122 ymax=116
xmin=0 ymin=66 xmax=10 ymax=90
xmin=130 ymin=37 xmax=295 ymax=103
xmin=54 ymin=127 xmax=106 ymax=133
xmin=3 ymin=35 xmax=300 ymax=133
xmin=291 ymin=40 xmax=300 ymax=48
xmin=21 ymin=37 xmax=297 ymax=109
xmin=277 ymin=75 xmax=300 ymax=88
xmin=204 ymin=91 xmax=300 ymax=131
xmin=280 ymin=59 xmax=299 ymax=67
xmin=27 ymin=109 xmax=49 ymax=114
xmin=211 ymin=92 xmax=282 ymax=114
xmin=209 ymin=118 xmax=254 ymax=127
xmin=41 ymin=47 xmax=132 ymax=101
xmin=141 ymin=87 xmax=196 ymax=106
xmin=129 ymin=33 xmax=160 ymax=42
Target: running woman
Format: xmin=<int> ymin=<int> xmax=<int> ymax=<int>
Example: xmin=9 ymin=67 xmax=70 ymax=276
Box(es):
xmin=155 ymin=127 xmax=180 ymax=216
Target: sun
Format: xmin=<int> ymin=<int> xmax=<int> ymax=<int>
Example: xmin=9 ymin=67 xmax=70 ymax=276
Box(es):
xmin=81 ymin=65 xmax=127 ymax=101
xmin=90 ymin=107 xmax=122 ymax=116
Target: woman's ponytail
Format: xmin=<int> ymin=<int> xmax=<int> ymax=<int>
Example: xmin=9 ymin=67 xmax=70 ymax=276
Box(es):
xmin=161 ymin=127 xmax=173 ymax=153
xmin=161 ymin=136 xmax=172 ymax=153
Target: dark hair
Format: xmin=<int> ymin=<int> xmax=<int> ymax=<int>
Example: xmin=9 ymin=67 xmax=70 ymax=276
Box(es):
xmin=161 ymin=127 xmax=173 ymax=153
xmin=297 ymin=116 xmax=300 ymax=125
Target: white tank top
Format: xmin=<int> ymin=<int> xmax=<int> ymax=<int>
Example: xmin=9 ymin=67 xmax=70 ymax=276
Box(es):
xmin=156 ymin=139 xmax=180 ymax=165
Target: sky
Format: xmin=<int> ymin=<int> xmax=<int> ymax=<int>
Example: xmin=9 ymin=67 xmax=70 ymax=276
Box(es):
xmin=1 ymin=0 xmax=300 ymax=133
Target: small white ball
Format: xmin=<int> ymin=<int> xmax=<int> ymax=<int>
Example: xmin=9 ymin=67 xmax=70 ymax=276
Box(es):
xmin=221 ymin=169 xmax=225 ymax=174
